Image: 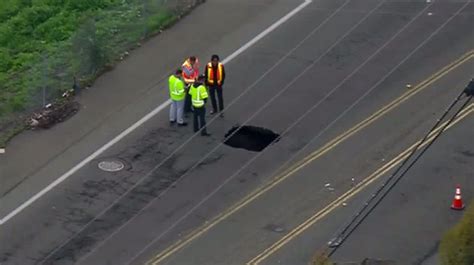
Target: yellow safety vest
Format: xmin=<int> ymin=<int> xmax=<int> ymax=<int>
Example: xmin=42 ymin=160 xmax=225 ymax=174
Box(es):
xmin=189 ymin=84 xmax=208 ymax=108
xmin=168 ymin=75 xmax=185 ymax=101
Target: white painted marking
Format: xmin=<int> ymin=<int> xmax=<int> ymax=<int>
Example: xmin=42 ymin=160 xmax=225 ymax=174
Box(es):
xmin=0 ymin=0 xmax=313 ymax=226
xmin=221 ymin=0 xmax=312 ymax=65
xmin=0 ymin=148 xmax=5 ymax=154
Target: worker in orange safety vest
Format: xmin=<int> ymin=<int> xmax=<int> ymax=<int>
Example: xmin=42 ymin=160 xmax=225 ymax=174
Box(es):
xmin=205 ymin=54 xmax=226 ymax=117
xmin=182 ymin=56 xmax=199 ymax=113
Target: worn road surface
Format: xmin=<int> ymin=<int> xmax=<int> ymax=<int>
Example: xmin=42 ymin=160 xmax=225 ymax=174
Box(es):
xmin=0 ymin=0 xmax=473 ymax=265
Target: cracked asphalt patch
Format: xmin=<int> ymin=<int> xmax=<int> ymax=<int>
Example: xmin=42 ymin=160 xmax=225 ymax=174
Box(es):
xmin=27 ymin=122 xmax=229 ymax=265
xmin=38 ymin=130 xmax=188 ymax=264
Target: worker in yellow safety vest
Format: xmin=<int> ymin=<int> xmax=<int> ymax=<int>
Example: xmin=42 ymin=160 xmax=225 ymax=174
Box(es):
xmin=205 ymin=54 xmax=226 ymax=117
xmin=168 ymin=69 xmax=187 ymax=126
xmin=182 ymin=56 xmax=200 ymax=114
xmin=189 ymin=74 xmax=210 ymax=136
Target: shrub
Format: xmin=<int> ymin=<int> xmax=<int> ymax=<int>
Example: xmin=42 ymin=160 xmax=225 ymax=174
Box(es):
xmin=439 ymin=201 xmax=474 ymax=265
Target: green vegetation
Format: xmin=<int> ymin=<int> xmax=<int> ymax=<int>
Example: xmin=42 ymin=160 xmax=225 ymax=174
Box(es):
xmin=440 ymin=200 xmax=474 ymax=265
xmin=0 ymin=0 xmax=195 ymax=146
xmin=310 ymin=252 xmax=334 ymax=265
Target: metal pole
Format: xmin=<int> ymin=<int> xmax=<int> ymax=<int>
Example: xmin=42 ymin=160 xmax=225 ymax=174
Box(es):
xmin=42 ymin=53 xmax=47 ymax=107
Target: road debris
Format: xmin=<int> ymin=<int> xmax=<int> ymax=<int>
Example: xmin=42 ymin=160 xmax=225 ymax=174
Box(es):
xmin=27 ymin=90 xmax=79 ymax=130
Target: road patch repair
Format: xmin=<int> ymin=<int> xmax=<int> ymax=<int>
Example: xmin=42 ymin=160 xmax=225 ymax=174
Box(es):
xmin=224 ymin=125 xmax=280 ymax=152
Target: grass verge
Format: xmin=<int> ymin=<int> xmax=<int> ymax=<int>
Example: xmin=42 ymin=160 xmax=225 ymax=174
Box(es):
xmin=0 ymin=0 xmax=203 ymax=147
xmin=439 ymin=200 xmax=474 ymax=265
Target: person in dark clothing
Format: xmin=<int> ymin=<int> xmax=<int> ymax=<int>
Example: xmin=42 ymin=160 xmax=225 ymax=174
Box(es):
xmin=205 ymin=54 xmax=226 ymax=117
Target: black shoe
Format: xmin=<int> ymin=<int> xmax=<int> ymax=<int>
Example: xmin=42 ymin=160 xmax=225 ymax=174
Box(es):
xmin=178 ymin=122 xmax=188 ymax=127
xmin=170 ymin=121 xmax=176 ymax=125
xmin=201 ymin=132 xmax=211 ymax=137
xmin=219 ymin=112 xmax=224 ymax=118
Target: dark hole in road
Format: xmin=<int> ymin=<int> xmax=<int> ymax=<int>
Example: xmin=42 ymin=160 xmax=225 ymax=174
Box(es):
xmin=224 ymin=125 xmax=280 ymax=152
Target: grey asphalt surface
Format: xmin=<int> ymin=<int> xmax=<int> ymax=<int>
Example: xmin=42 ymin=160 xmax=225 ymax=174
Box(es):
xmin=253 ymin=63 xmax=474 ymax=265
xmin=155 ymin=59 xmax=474 ymax=265
xmin=262 ymin=104 xmax=474 ymax=265
xmin=0 ymin=0 xmax=473 ymax=265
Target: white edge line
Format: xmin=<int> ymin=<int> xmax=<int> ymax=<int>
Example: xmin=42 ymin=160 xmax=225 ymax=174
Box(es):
xmin=222 ymin=0 xmax=312 ymax=65
xmin=0 ymin=0 xmax=313 ymax=226
xmin=0 ymin=101 xmax=170 ymax=225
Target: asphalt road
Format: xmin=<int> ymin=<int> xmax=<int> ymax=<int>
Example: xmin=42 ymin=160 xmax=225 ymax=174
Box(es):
xmin=0 ymin=0 xmax=473 ymax=265
xmin=261 ymin=102 xmax=474 ymax=265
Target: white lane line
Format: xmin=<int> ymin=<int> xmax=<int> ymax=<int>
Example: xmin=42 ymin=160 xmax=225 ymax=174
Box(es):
xmin=222 ymin=0 xmax=313 ymax=65
xmin=0 ymin=0 xmax=313 ymax=226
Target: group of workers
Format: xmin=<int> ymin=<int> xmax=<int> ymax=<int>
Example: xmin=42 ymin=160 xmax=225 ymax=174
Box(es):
xmin=168 ymin=55 xmax=226 ymax=136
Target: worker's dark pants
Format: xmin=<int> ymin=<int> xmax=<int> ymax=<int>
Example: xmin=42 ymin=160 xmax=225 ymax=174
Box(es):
xmin=184 ymin=94 xmax=192 ymax=113
xmin=209 ymin=85 xmax=224 ymax=113
xmin=193 ymin=106 xmax=207 ymax=134
xmin=184 ymin=84 xmax=192 ymax=113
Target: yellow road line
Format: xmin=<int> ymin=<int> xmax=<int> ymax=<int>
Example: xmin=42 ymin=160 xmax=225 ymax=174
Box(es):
xmin=247 ymin=104 xmax=474 ymax=265
xmin=147 ymin=50 xmax=474 ymax=265
xmin=275 ymin=50 xmax=473 ymax=179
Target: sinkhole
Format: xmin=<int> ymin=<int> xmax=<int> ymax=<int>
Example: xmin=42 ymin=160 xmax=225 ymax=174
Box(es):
xmin=224 ymin=125 xmax=280 ymax=152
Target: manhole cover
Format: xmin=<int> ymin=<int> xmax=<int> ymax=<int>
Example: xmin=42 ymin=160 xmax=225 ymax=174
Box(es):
xmin=98 ymin=159 xmax=125 ymax=172
xmin=224 ymin=125 xmax=280 ymax=152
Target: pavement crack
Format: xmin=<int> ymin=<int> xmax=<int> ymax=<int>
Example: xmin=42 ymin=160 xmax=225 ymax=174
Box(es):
xmin=197 ymin=153 xmax=224 ymax=168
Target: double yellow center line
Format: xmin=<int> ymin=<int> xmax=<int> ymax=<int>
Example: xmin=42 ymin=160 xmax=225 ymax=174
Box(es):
xmin=147 ymin=50 xmax=473 ymax=265
xmin=247 ymin=103 xmax=474 ymax=264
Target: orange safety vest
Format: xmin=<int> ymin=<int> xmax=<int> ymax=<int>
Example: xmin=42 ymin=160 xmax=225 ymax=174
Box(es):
xmin=206 ymin=62 xmax=223 ymax=85
xmin=182 ymin=59 xmax=199 ymax=84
